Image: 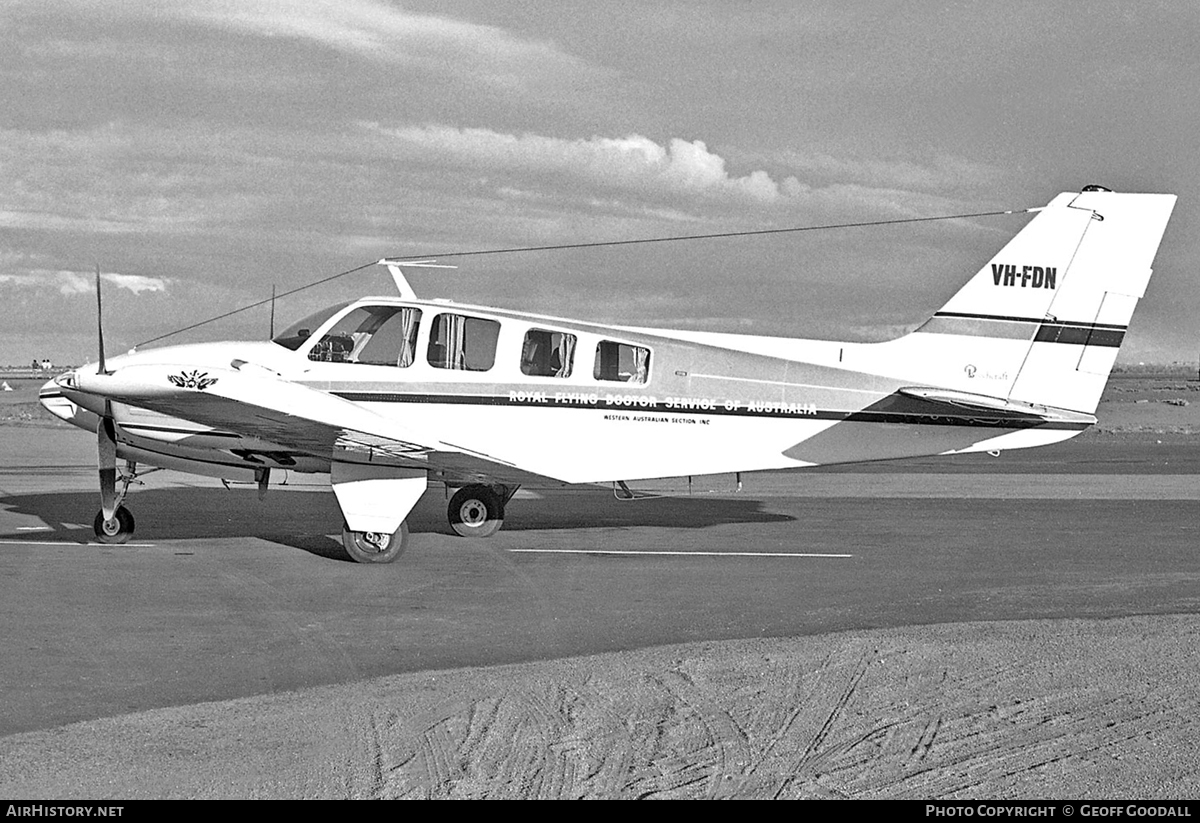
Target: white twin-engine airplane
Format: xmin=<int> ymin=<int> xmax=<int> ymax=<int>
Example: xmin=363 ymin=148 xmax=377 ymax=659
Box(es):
xmin=39 ymin=187 xmax=1176 ymax=563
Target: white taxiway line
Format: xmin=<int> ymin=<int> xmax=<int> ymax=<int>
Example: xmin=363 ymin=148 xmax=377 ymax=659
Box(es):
xmin=0 ymin=539 xmax=157 ymax=548
xmin=508 ymin=549 xmax=852 ymax=558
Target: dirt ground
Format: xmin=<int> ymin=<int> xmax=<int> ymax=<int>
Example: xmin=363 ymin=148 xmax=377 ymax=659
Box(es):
xmin=1090 ymin=372 xmax=1200 ymax=434
xmin=3 ymin=372 xmax=1200 ymax=799
xmin=2 ymin=616 xmax=1198 ymax=799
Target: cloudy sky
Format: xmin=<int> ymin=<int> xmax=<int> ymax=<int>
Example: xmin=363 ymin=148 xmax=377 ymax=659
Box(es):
xmin=2 ymin=1 xmax=1197 ymax=365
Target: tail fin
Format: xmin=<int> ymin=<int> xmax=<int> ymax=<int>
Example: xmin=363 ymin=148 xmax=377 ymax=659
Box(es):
xmin=902 ymin=188 xmax=1176 ymax=413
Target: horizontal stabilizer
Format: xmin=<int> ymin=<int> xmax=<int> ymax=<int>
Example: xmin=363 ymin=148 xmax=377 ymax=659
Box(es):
xmin=897 ymin=386 xmax=1097 ymax=425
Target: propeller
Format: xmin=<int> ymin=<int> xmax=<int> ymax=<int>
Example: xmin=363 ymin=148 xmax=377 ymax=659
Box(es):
xmin=95 ymin=265 xmax=107 ymax=376
xmin=98 ymin=409 xmax=117 ymax=522
xmin=94 ymin=267 xmax=118 ymax=523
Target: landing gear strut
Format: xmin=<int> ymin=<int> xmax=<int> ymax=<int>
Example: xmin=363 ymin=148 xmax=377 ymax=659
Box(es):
xmin=330 ymin=462 xmax=425 ymax=564
xmin=93 ymin=461 xmax=153 ymax=544
xmin=447 ymin=484 xmax=514 ymax=538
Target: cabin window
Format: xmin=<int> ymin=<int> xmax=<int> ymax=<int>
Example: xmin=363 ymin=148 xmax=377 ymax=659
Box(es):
xmin=521 ymin=329 xmax=576 ymax=378
xmin=594 ymin=340 xmax=650 ymax=384
xmin=306 ymin=306 xmax=422 ymax=367
xmin=427 ymin=313 xmax=501 ymax=372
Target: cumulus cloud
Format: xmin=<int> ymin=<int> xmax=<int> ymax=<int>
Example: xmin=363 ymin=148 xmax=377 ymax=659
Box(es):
xmin=773 ymin=150 xmax=1003 ymax=194
xmin=45 ymin=0 xmax=598 ymax=91
xmin=0 ymin=210 xmax=147 ymax=235
xmin=373 ymin=124 xmax=800 ymax=203
xmin=0 ymin=270 xmax=168 ymax=296
xmin=103 ymin=273 xmax=168 ymax=295
xmin=0 ymin=124 xmax=294 ymax=237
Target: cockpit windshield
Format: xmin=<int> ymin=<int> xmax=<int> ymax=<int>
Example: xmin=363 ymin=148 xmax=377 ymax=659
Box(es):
xmin=271 ymin=302 xmax=352 ymax=351
xmin=308 ymin=305 xmax=423 ymax=366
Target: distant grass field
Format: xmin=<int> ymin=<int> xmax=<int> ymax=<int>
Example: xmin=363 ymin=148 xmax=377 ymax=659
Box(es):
xmin=0 ymin=377 xmax=68 ymax=426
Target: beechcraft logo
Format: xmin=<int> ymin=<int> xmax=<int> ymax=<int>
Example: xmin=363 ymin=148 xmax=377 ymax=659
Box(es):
xmin=168 ymin=370 xmax=219 ymax=390
xmin=992 ymin=263 xmax=1056 ymax=289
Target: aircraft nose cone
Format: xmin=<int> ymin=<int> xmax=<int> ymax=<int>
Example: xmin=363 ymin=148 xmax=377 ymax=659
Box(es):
xmin=40 ymin=375 xmax=78 ymax=422
xmin=52 ymin=370 xmax=79 ymax=390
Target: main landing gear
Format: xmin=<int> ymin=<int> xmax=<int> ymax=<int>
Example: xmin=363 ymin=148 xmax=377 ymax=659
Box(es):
xmin=339 ymin=482 xmax=514 ymax=564
xmin=447 ymin=484 xmax=515 ymax=538
xmin=342 ymin=521 xmax=409 ymax=564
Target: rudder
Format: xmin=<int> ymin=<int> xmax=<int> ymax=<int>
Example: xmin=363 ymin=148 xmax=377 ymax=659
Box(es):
xmin=1005 ymin=189 xmax=1176 ymax=412
xmin=904 ymin=188 xmax=1176 ymax=414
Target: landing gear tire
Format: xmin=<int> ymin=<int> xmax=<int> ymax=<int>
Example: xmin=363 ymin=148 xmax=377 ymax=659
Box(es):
xmin=448 ymin=485 xmax=504 ymax=538
xmin=93 ymin=506 xmax=135 ymax=544
xmin=341 ymin=521 xmax=408 ymax=564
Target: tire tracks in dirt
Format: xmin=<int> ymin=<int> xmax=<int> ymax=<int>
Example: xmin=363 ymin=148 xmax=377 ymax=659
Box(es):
xmin=325 ymin=630 xmax=1200 ymax=798
xmin=8 ymin=616 xmax=1200 ymax=798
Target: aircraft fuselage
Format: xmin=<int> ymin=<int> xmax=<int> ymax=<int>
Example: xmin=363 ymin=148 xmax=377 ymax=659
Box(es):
xmin=43 ymin=296 xmax=1085 ymax=489
xmin=38 ymin=189 xmax=1177 ymax=558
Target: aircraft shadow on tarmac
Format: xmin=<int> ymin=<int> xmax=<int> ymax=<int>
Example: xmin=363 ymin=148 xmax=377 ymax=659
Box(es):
xmin=0 ymin=487 xmax=795 ymax=558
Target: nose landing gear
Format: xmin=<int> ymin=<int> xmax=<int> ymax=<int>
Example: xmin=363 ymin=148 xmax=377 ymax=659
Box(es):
xmin=92 ymin=461 xmax=157 ymax=544
xmin=94 ymin=505 xmax=136 ymax=544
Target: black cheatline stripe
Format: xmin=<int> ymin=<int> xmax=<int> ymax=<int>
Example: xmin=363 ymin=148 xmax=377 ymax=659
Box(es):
xmin=332 ymin=391 xmax=1088 ymax=430
xmin=934 ymin=311 xmax=1128 ymax=331
xmin=931 ymin=311 xmax=1127 ymax=347
xmin=1033 ymin=325 xmax=1124 ymax=347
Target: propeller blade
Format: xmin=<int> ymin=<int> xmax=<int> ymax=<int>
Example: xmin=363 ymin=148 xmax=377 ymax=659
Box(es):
xmin=95 ymin=266 xmax=107 ymax=375
xmin=98 ymin=401 xmax=117 ymax=521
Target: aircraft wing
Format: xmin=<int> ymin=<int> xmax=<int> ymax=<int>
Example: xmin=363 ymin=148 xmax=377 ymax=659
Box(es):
xmin=64 ymin=362 xmax=561 ymax=487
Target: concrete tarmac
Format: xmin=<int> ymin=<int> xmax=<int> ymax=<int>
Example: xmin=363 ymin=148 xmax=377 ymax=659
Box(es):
xmin=3 ymin=426 xmax=1200 ymax=740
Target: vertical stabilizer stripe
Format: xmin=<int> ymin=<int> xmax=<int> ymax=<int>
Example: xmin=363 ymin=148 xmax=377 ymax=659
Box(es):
xmin=918 ymin=312 xmax=1126 ymax=347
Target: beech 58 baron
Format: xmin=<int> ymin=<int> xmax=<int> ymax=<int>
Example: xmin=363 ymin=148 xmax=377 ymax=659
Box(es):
xmin=40 ymin=187 xmax=1176 ymax=562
